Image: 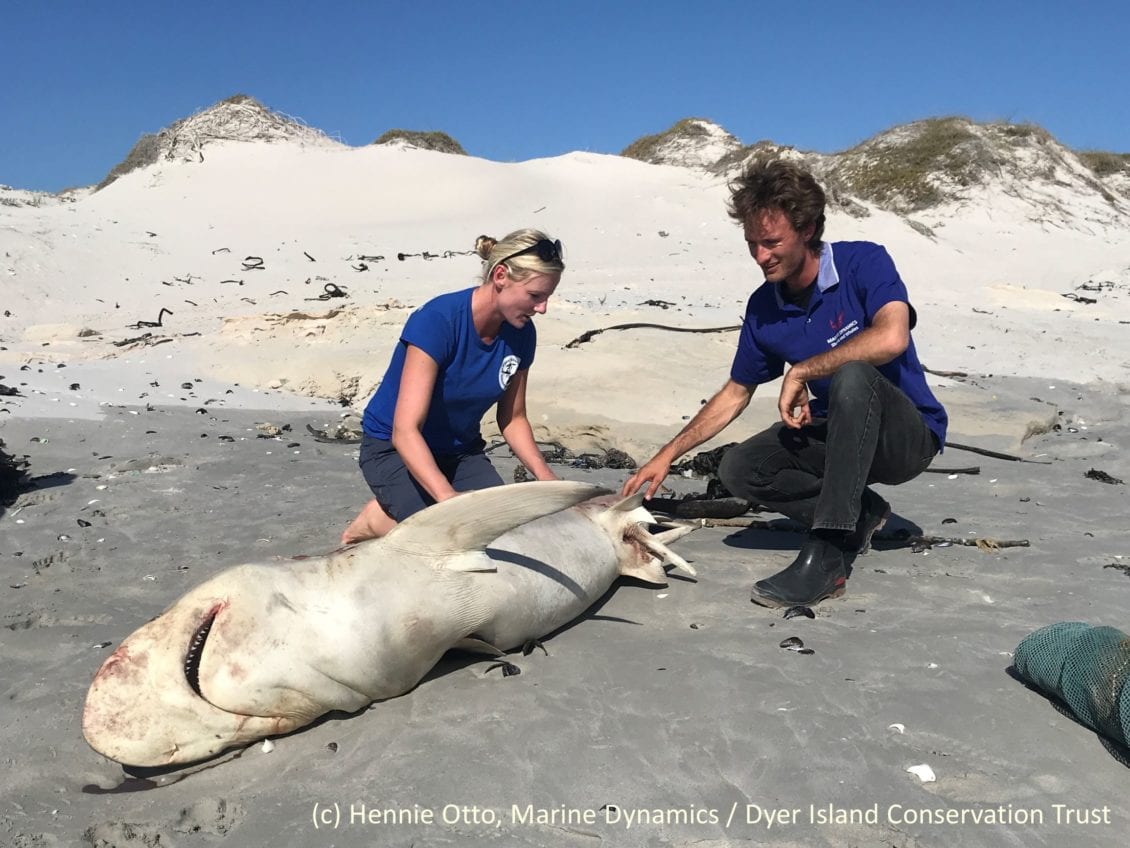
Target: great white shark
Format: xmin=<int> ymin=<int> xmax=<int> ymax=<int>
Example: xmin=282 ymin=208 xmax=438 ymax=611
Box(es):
xmin=82 ymin=481 xmax=695 ymax=767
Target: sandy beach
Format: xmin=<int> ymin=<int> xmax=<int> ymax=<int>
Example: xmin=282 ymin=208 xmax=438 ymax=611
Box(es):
xmin=3 ymin=123 xmax=1130 ymax=846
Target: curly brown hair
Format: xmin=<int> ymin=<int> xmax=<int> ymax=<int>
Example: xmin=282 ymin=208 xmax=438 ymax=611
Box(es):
xmin=727 ymin=158 xmax=826 ymax=252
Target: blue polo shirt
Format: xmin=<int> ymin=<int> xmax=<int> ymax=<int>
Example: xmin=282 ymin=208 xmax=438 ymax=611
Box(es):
xmin=362 ymin=288 xmax=537 ymax=453
xmin=731 ymin=241 xmax=947 ymax=447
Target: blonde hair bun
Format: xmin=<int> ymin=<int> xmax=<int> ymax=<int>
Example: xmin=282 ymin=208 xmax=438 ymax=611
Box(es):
xmin=474 ymin=235 xmax=497 ymax=260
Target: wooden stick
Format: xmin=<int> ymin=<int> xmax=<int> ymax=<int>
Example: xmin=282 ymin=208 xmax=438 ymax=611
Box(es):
xmin=565 ymin=323 xmax=740 ymax=349
xmin=944 ymin=440 xmax=1052 ymax=464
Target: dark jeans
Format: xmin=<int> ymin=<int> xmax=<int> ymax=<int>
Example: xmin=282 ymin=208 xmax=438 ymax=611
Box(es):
xmin=717 ymin=361 xmax=938 ymax=532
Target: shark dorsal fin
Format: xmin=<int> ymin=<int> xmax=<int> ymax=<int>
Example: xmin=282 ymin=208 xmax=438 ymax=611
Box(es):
xmin=382 ymin=480 xmax=608 ymax=561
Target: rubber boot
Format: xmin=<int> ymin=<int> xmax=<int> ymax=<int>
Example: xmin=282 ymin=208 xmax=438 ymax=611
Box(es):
xmin=750 ymin=534 xmax=847 ymax=608
xmin=846 ymin=488 xmax=891 ymax=555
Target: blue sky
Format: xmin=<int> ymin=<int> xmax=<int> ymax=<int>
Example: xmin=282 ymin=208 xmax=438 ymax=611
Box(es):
xmin=2 ymin=0 xmax=1127 ymax=192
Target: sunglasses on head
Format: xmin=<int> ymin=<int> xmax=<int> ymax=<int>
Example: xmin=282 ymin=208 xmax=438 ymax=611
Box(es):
xmin=497 ymin=238 xmax=563 ymax=266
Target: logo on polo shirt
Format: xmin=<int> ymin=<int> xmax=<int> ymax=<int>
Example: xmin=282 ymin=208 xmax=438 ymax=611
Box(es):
xmin=499 ymin=355 xmax=520 ymax=389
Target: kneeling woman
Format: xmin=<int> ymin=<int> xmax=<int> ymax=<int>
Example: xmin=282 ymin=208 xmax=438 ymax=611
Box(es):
xmin=342 ymin=229 xmax=564 ymax=543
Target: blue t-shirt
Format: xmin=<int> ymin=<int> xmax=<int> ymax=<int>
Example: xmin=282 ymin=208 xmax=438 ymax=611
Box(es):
xmin=362 ymin=288 xmax=537 ymax=453
xmin=730 ymin=241 xmax=947 ymax=447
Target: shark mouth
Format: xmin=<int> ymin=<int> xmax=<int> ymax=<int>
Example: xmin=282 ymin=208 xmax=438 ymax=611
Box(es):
xmin=624 ymin=521 xmax=697 ymax=576
xmin=184 ymin=605 xmax=222 ymax=697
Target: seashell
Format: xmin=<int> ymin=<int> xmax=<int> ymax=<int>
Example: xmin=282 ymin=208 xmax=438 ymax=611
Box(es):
xmin=779 ymin=636 xmax=815 ymax=654
xmin=906 ymin=764 xmax=936 ymax=782
xmin=783 ymin=605 xmax=815 ymax=620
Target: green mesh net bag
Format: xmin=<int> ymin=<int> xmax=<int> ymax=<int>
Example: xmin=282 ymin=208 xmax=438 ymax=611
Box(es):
xmin=1014 ymin=621 xmax=1130 ymax=746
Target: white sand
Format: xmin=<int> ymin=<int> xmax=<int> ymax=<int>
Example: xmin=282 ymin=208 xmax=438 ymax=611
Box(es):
xmin=4 ymin=140 xmax=1127 ymax=454
xmin=4 ymin=139 xmax=1130 ymax=847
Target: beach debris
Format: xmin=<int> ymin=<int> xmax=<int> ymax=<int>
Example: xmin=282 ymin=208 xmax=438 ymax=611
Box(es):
xmin=943 ymin=440 xmax=1052 ymax=464
xmin=212 ymin=247 xmax=230 ymax=254
xmin=1 ymin=440 xmax=31 ymax=508
xmin=783 ymin=605 xmax=815 ymax=620
xmin=1 ymin=384 xmax=23 ymax=396
xmin=93 ymin=641 xmax=113 ymax=649
xmin=779 ymin=636 xmax=814 ymax=655
xmin=1014 ymin=621 xmax=1130 ymax=750
xmin=645 ymin=491 xmax=752 ymax=520
xmin=521 ymin=639 xmax=548 ymax=656
xmin=922 ymin=366 xmax=968 ymax=379
xmin=356 ymin=254 xmax=384 ymax=262
xmin=219 ymin=279 xmax=244 ymax=285
xmin=397 ymin=250 xmax=447 ymax=261
xmin=127 ymin=308 xmax=172 ymax=330
xmin=565 ymin=321 xmax=741 ymax=349
xmin=306 ymin=282 xmax=348 ymax=301
xmin=1061 ymin=291 xmax=1096 ymax=304
xmin=639 ymin=299 xmax=676 ymax=309
xmin=532 ymin=442 xmax=637 ymax=470
xmin=1085 ymin=468 xmax=1124 ymax=485
xmin=255 ymin=422 xmax=290 ymax=438
xmin=486 ymin=661 xmax=522 ymax=677
xmin=352 ymin=262 xmax=368 ymax=271
xmin=906 ymin=764 xmax=936 ymax=782
xmin=241 ymin=256 xmax=265 ymax=271
xmin=303 ymin=251 xmax=316 ymax=262
xmin=925 ymin=465 xmax=980 ymax=475
xmin=888 ymin=723 xmax=906 ymax=734
xmin=116 ymin=333 xmax=167 ymax=349
xmin=326 ymin=742 xmax=338 ymax=753
xmin=304 ymin=421 xmax=361 ymax=444
xmin=260 ymin=739 xmax=275 ymax=753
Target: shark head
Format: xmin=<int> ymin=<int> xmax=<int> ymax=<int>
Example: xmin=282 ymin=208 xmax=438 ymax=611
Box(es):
xmin=82 ymin=577 xmax=305 ymax=767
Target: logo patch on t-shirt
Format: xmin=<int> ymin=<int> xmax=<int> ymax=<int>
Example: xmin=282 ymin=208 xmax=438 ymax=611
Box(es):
xmin=499 ymin=355 xmax=520 ymax=390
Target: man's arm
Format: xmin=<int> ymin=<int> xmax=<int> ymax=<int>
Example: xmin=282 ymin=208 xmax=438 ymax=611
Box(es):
xmin=778 ymin=300 xmax=910 ymax=428
xmin=621 ymin=379 xmax=755 ymax=498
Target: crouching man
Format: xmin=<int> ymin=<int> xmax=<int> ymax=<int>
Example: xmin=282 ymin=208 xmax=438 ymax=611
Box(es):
xmin=623 ymin=158 xmax=947 ymax=607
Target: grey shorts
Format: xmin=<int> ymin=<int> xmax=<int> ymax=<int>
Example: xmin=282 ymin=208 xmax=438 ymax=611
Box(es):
xmin=358 ymin=435 xmax=503 ymax=522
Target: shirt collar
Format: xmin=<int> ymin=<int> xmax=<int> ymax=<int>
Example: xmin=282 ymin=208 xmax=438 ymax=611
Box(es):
xmin=816 ymin=242 xmax=838 ymax=292
xmin=772 ymin=242 xmax=837 ymax=308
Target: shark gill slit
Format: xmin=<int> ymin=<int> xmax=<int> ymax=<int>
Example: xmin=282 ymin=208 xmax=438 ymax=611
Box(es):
xmin=184 ymin=605 xmax=222 ymax=696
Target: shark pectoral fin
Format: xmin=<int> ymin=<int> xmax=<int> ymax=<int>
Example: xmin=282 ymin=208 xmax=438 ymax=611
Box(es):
xmin=442 ymin=552 xmax=497 ymax=573
xmin=454 ymin=637 xmax=505 ymax=657
xmin=620 ymin=557 xmax=669 ymax=585
xmin=384 ymin=481 xmax=609 ymax=555
xmin=607 ymin=491 xmax=647 ymax=512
